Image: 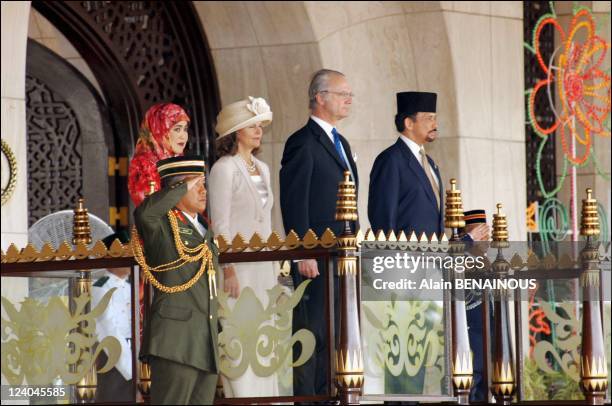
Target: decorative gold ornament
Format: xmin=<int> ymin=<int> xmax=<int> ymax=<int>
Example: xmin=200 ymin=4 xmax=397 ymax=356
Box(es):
xmin=491 ymin=361 xmax=515 ymax=397
xmin=362 ymin=301 xmax=443 ymax=378
xmin=335 ymin=171 xmax=358 ymax=222
xmin=1 ymin=291 xmax=121 ymax=385
xmin=131 ymin=210 xmax=216 ymax=295
xmin=444 ymin=179 xmax=465 ymax=230
xmin=138 ymin=362 xmax=151 ymax=395
xmin=217 ymin=281 xmax=316 ymax=379
xmin=580 ymin=356 xmax=608 ymax=394
xmin=1 ymin=139 xmax=18 ymax=206
xmin=72 ymin=198 xmax=92 ymax=245
xmin=492 ymin=203 xmax=509 ymax=246
xmin=580 ymin=188 xmax=600 ymax=237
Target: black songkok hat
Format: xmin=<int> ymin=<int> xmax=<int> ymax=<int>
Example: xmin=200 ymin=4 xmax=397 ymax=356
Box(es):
xmin=464 ymin=209 xmax=487 ymax=225
xmin=156 ymin=155 xmax=206 ymax=179
xmin=396 ymin=91 xmax=437 ymax=117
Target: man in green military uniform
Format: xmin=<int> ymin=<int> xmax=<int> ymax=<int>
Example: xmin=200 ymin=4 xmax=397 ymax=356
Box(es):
xmin=133 ymin=155 xmax=219 ymax=405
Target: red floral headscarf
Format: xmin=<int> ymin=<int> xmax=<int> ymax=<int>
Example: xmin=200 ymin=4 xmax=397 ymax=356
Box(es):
xmin=128 ymin=103 xmax=190 ymax=207
xmin=134 ymin=103 xmax=190 ymax=160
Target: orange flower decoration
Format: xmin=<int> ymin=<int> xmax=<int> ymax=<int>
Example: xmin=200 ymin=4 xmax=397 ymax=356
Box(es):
xmin=528 ymin=8 xmax=611 ymax=165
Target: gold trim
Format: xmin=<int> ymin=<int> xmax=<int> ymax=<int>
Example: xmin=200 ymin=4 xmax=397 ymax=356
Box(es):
xmin=160 ymin=170 xmax=204 ymax=179
xmin=2 ymin=236 xmax=601 ymax=267
xmin=1 ymin=229 xmax=341 ymax=263
xmin=157 ymin=160 xmax=205 ymax=170
xmin=1 ymin=139 xmax=18 ymax=206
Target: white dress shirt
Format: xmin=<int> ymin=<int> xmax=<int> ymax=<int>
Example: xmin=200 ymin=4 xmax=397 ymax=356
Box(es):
xmin=399 ymin=134 xmax=439 ymax=187
xmin=182 ymin=210 xmax=206 ymax=237
xmin=310 ymin=115 xmax=355 ymax=182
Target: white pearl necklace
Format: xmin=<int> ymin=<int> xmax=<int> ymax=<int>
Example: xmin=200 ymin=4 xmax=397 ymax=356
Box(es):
xmin=240 ymin=155 xmax=257 ymax=173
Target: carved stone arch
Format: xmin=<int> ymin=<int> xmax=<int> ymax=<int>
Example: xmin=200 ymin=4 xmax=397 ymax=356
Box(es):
xmin=31 ymin=0 xmax=221 ymax=223
xmin=26 ymin=39 xmax=112 ymax=225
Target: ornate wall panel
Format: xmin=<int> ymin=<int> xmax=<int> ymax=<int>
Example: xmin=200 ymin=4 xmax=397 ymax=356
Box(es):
xmin=25 ymin=75 xmax=83 ymax=226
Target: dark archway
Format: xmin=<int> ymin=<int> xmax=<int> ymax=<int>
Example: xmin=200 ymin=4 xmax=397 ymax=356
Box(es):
xmin=26 ymin=39 xmax=113 ymax=225
xmin=32 ymin=0 xmax=221 ymax=221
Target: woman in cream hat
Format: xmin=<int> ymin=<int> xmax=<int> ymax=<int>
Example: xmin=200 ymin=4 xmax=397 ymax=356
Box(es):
xmin=208 ymin=97 xmax=279 ymax=398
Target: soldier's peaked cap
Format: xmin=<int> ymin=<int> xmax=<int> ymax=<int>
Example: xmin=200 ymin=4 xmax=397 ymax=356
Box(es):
xmin=156 ymin=155 xmax=206 ymax=179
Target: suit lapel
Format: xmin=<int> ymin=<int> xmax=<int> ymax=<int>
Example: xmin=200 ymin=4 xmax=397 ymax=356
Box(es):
xmin=309 ymin=119 xmax=348 ymax=171
xmin=396 ymin=139 xmax=438 ymax=210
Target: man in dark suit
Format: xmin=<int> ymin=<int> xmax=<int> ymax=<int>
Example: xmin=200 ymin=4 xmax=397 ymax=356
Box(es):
xmin=368 ymin=92 xmax=489 ymax=400
xmin=280 ymin=69 xmax=358 ymax=396
xmin=368 ymin=92 xmax=489 ymax=240
xmin=134 ymin=156 xmax=219 ymax=405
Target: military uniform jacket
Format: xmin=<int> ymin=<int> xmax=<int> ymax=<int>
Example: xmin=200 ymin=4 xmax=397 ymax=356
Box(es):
xmin=134 ymin=181 xmax=219 ymax=373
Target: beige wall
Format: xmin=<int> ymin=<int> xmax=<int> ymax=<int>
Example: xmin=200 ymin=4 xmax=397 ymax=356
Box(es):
xmin=28 ymin=9 xmax=104 ymax=100
xmin=1 ymin=1 xmax=31 ymax=251
xmin=197 ymin=1 xmax=527 ymax=239
xmin=1 ymin=1 xmax=30 ymax=370
xmin=195 ymin=1 xmax=323 ymax=238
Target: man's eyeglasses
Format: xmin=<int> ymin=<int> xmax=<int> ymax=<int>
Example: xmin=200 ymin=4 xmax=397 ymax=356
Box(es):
xmin=319 ymin=90 xmax=355 ymax=99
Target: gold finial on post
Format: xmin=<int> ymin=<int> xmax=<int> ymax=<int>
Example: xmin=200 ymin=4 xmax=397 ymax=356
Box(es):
xmin=492 ymin=203 xmax=509 ymax=247
xmin=335 ymin=171 xmax=358 ymax=222
xmin=444 ymin=178 xmax=465 ymax=239
xmin=72 ymin=198 xmax=92 ymax=245
xmin=580 ymin=188 xmax=600 ymax=237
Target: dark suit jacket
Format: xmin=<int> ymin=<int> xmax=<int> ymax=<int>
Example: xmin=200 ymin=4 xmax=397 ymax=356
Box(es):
xmin=280 ymin=118 xmax=359 ymax=237
xmin=134 ymin=182 xmax=219 ymax=374
xmin=368 ymin=138 xmax=444 ymax=236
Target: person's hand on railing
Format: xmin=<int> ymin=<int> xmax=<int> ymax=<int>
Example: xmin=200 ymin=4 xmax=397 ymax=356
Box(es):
xmin=223 ymin=265 xmax=240 ymax=298
xmin=297 ymin=259 xmax=320 ymax=279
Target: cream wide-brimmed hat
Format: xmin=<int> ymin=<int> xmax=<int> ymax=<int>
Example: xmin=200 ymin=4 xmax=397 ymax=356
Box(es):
xmin=215 ymin=96 xmax=273 ymax=138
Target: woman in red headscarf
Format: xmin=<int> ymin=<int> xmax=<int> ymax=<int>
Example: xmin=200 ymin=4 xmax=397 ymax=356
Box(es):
xmin=127 ymin=103 xmax=190 ymax=365
xmin=128 ymin=103 xmax=190 ymax=207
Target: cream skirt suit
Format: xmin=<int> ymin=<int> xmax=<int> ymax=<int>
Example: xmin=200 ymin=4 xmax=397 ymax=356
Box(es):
xmin=208 ymin=154 xmax=279 ymax=398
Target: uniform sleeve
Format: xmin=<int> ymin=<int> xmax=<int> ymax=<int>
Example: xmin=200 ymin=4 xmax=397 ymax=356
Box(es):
xmin=368 ymin=153 xmax=399 ymax=233
xmin=208 ymin=161 xmax=234 ymax=241
xmin=280 ymin=139 xmax=313 ymax=237
xmin=134 ymin=181 xmax=188 ymax=238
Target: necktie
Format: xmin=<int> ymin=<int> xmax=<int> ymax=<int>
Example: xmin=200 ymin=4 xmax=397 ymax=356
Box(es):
xmin=331 ymin=128 xmax=348 ymax=169
xmin=419 ymin=146 xmax=440 ymax=209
